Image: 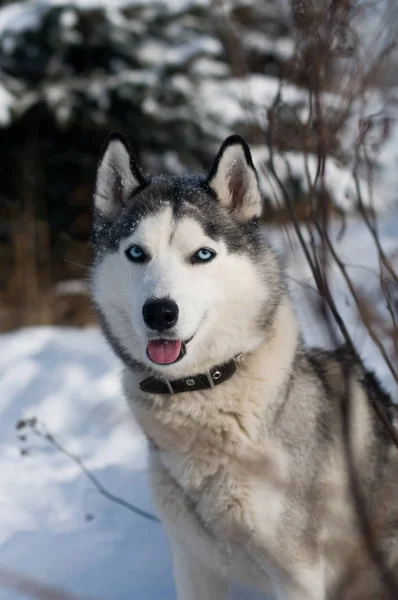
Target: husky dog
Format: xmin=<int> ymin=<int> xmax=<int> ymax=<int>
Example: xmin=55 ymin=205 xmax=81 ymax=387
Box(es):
xmin=91 ymin=132 xmax=398 ymax=600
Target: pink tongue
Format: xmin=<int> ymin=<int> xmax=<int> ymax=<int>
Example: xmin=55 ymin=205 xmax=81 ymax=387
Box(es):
xmin=147 ymin=340 xmax=182 ymax=364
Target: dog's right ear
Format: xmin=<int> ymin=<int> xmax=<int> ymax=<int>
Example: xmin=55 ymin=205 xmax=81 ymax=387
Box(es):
xmin=94 ymin=132 xmax=146 ymax=221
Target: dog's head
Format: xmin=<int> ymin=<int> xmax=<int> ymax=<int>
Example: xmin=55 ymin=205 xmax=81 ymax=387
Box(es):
xmin=91 ymin=133 xmax=282 ymax=378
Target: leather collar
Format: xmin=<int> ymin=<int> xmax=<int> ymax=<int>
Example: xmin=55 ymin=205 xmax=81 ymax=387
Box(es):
xmin=139 ymin=354 xmax=242 ymax=395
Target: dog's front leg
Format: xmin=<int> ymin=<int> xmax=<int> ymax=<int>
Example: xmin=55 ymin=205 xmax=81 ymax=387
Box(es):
xmin=148 ymin=452 xmax=230 ymax=598
xmin=170 ymin=539 xmax=229 ymax=600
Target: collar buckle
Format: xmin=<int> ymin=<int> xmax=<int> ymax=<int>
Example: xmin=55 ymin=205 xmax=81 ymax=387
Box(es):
xmin=165 ymin=379 xmax=174 ymax=394
xmin=206 ymin=371 xmax=215 ymax=388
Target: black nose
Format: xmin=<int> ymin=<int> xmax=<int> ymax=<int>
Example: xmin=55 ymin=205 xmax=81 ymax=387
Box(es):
xmin=142 ymin=298 xmax=179 ymax=332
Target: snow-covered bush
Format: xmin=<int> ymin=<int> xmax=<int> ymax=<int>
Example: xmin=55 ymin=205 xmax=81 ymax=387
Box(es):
xmin=0 ymin=0 xmax=397 ymax=330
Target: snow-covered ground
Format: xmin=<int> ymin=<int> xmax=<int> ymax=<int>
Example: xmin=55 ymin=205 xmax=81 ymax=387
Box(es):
xmin=1 ymin=213 xmax=397 ymax=600
xmin=0 ymin=328 xmax=177 ymax=600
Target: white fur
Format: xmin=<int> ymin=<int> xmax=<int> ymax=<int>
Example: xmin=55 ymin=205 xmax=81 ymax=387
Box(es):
xmin=170 ymin=540 xmax=229 ymax=600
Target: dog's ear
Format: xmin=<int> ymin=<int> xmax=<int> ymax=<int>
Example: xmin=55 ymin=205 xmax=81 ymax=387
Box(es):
xmin=207 ymin=135 xmax=262 ymax=221
xmin=94 ymin=132 xmax=145 ymax=221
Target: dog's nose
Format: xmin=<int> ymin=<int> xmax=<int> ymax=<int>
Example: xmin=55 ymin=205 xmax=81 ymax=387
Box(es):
xmin=142 ymin=298 xmax=179 ymax=332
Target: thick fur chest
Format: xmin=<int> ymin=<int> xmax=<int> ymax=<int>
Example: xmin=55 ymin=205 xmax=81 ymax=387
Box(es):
xmin=128 ymin=385 xmax=290 ymax=581
xmin=149 ymin=444 xmax=288 ymax=594
xmin=127 ymin=373 xmax=287 ymax=495
xmin=160 ymin=445 xmax=286 ymax=546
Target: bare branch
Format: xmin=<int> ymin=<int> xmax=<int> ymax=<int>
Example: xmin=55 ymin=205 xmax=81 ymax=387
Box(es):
xmin=16 ymin=418 xmax=160 ymax=524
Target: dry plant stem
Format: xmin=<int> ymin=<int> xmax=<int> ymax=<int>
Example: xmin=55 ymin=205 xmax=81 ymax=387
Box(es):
xmin=353 ymin=117 xmax=398 ymax=357
xmin=266 ymin=120 xmax=356 ymax=354
xmin=312 ymin=222 xmax=398 ymax=448
xmin=353 ymin=159 xmax=398 ymax=288
xmin=286 ymin=1 xmax=398 ymax=445
xmin=31 ymin=424 xmax=159 ymax=523
xmin=379 ymin=263 xmax=398 ymax=360
xmin=314 ymin=221 xmax=398 ymax=385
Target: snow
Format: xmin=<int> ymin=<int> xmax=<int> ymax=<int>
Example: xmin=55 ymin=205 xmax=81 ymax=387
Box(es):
xmin=59 ymin=9 xmax=78 ymax=29
xmin=0 ymin=328 xmax=172 ymax=599
xmin=138 ymin=37 xmax=222 ymax=67
xmin=0 ymin=328 xmax=264 ymax=599
xmin=244 ymin=32 xmax=294 ymax=61
xmin=197 ymin=74 xmax=396 ymax=212
xmin=252 ymin=147 xmax=386 ymax=212
xmin=0 ymin=2 xmax=46 ymax=35
xmin=1 ymin=211 xmax=397 ymax=599
xmin=0 ymin=0 xmax=211 ymax=37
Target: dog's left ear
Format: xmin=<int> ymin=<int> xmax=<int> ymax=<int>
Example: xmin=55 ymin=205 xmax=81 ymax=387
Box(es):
xmin=207 ymin=135 xmax=262 ymax=220
xmin=94 ymin=132 xmax=146 ymax=221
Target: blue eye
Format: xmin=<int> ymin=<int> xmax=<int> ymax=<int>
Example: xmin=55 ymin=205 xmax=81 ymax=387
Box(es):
xmin=192 ymin=248 xmax=216 ymax=264
xmin=125 ymin=245 xmax=146 ymax=263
